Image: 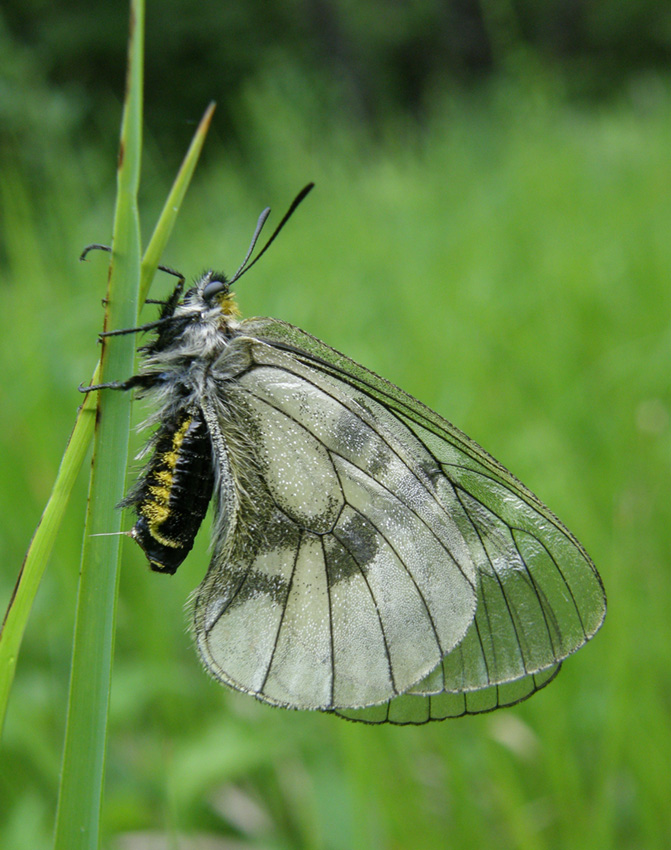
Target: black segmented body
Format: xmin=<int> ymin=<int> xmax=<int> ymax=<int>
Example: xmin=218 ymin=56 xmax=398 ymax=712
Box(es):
xmin=124 ymin=409 xmax=215 ymax=574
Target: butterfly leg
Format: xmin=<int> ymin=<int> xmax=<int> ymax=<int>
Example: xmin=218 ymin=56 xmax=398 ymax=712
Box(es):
xmin=78 ymin=374 xmax=154 ymax=393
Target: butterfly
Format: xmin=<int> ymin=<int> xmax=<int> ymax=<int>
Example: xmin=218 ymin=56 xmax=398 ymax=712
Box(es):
xmin=83 ymin=185 xmax=606 ymax=724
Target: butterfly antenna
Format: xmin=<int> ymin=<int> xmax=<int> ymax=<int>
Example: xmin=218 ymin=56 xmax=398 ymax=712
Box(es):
xmin=229 ymin=207 xmax=272 ymax=282
xmin=230 ymin=183 xmax=314 ymax=283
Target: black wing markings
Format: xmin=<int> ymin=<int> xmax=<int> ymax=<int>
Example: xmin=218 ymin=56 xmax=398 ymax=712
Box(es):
xmin=237 ymin=364 xmax=477 ymax=589
xmin=236 ymin=355 xmax=589 ymax=672
xmin=230 ymin=379 xmax=456 ymax=687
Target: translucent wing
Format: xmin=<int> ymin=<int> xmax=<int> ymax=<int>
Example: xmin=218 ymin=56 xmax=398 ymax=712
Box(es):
xmin=194 ymin=341 xmax=478 ymax=710
xmin=192 ymin=317 xmax=605 ymax=720
xmin=335 ymin=664 xmax=562 ymax=724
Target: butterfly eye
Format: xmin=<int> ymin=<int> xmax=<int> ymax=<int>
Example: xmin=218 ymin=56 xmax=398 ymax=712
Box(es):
xmin=202 ymin=277 xmax=228 ymax=302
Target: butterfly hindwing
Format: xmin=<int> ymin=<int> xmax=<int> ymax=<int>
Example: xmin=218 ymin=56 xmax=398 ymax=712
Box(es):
xmin=335 ymin=664 xmax=562 ymax=724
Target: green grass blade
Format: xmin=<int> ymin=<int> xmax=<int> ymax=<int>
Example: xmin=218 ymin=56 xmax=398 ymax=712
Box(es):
xmin=0 ymin=108 xmax=214 ymax=743
xmin=0 ymin=376 xmax=98 ymax=737
xmin=52 ymin=0 xmax=144 ymax=846
xmin=140 ymin=101 xmax=216 ymax=305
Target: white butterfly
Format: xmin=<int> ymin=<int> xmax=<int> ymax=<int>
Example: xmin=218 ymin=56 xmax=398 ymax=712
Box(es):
xmin=86 ymin=188 xmax=606 ymax=724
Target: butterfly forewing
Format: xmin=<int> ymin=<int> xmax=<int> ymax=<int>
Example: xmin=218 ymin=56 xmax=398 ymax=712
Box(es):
xmin=194 ymin=334 xmax=480 ymax=710
xmin=205 ymin=319 xmax=605 ymax=722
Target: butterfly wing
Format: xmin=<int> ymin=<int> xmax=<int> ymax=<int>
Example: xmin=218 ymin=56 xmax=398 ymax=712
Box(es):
xmin=335 ymin=664 xmax=562 ymax=724
xmin=194 ymin=335 xmax=479 ymax=711
xmin=193 ymin=317 xmax=605 ymax=719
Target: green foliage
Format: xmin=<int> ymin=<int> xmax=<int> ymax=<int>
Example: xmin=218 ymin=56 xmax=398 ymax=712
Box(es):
xmin=1 ymin=80 xmax=671 ymax=848
xmin=2 ymin=0 xmax=670 ymax=167
xmin=52 ymin=3 xmax=143 ymax=846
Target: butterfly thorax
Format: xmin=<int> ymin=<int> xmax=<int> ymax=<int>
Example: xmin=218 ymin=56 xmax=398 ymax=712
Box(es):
xmin=139 ymin=276 xmax=244 ymax=391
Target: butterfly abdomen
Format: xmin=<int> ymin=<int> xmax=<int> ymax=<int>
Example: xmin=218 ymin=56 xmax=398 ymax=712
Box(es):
xmin=128 ymin=408 xmax=215 ymax=574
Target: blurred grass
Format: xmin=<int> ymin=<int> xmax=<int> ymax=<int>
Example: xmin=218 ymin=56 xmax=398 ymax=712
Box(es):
xmin=1 ymin=78 xmax=670 ymax=849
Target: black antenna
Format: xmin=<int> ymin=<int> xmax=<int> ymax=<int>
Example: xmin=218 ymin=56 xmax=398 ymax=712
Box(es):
xmin=230 ymin=183 xmax=314 ymax=284
xmin=229 ymin=208 xmax=272 ymax=281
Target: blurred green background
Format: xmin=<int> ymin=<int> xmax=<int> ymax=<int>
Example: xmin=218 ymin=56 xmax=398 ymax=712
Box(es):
xmin=1 ymin=2 xmax=670 ymax=848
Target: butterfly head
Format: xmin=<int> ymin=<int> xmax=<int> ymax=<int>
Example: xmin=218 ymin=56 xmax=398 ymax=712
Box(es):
xmin=154 ymin=184 xmax=315 ymax=334
xmin=176 ymin=271 xmax=240 ymax=324
xmin=198 ymin=270 xmax=240 ymax=319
